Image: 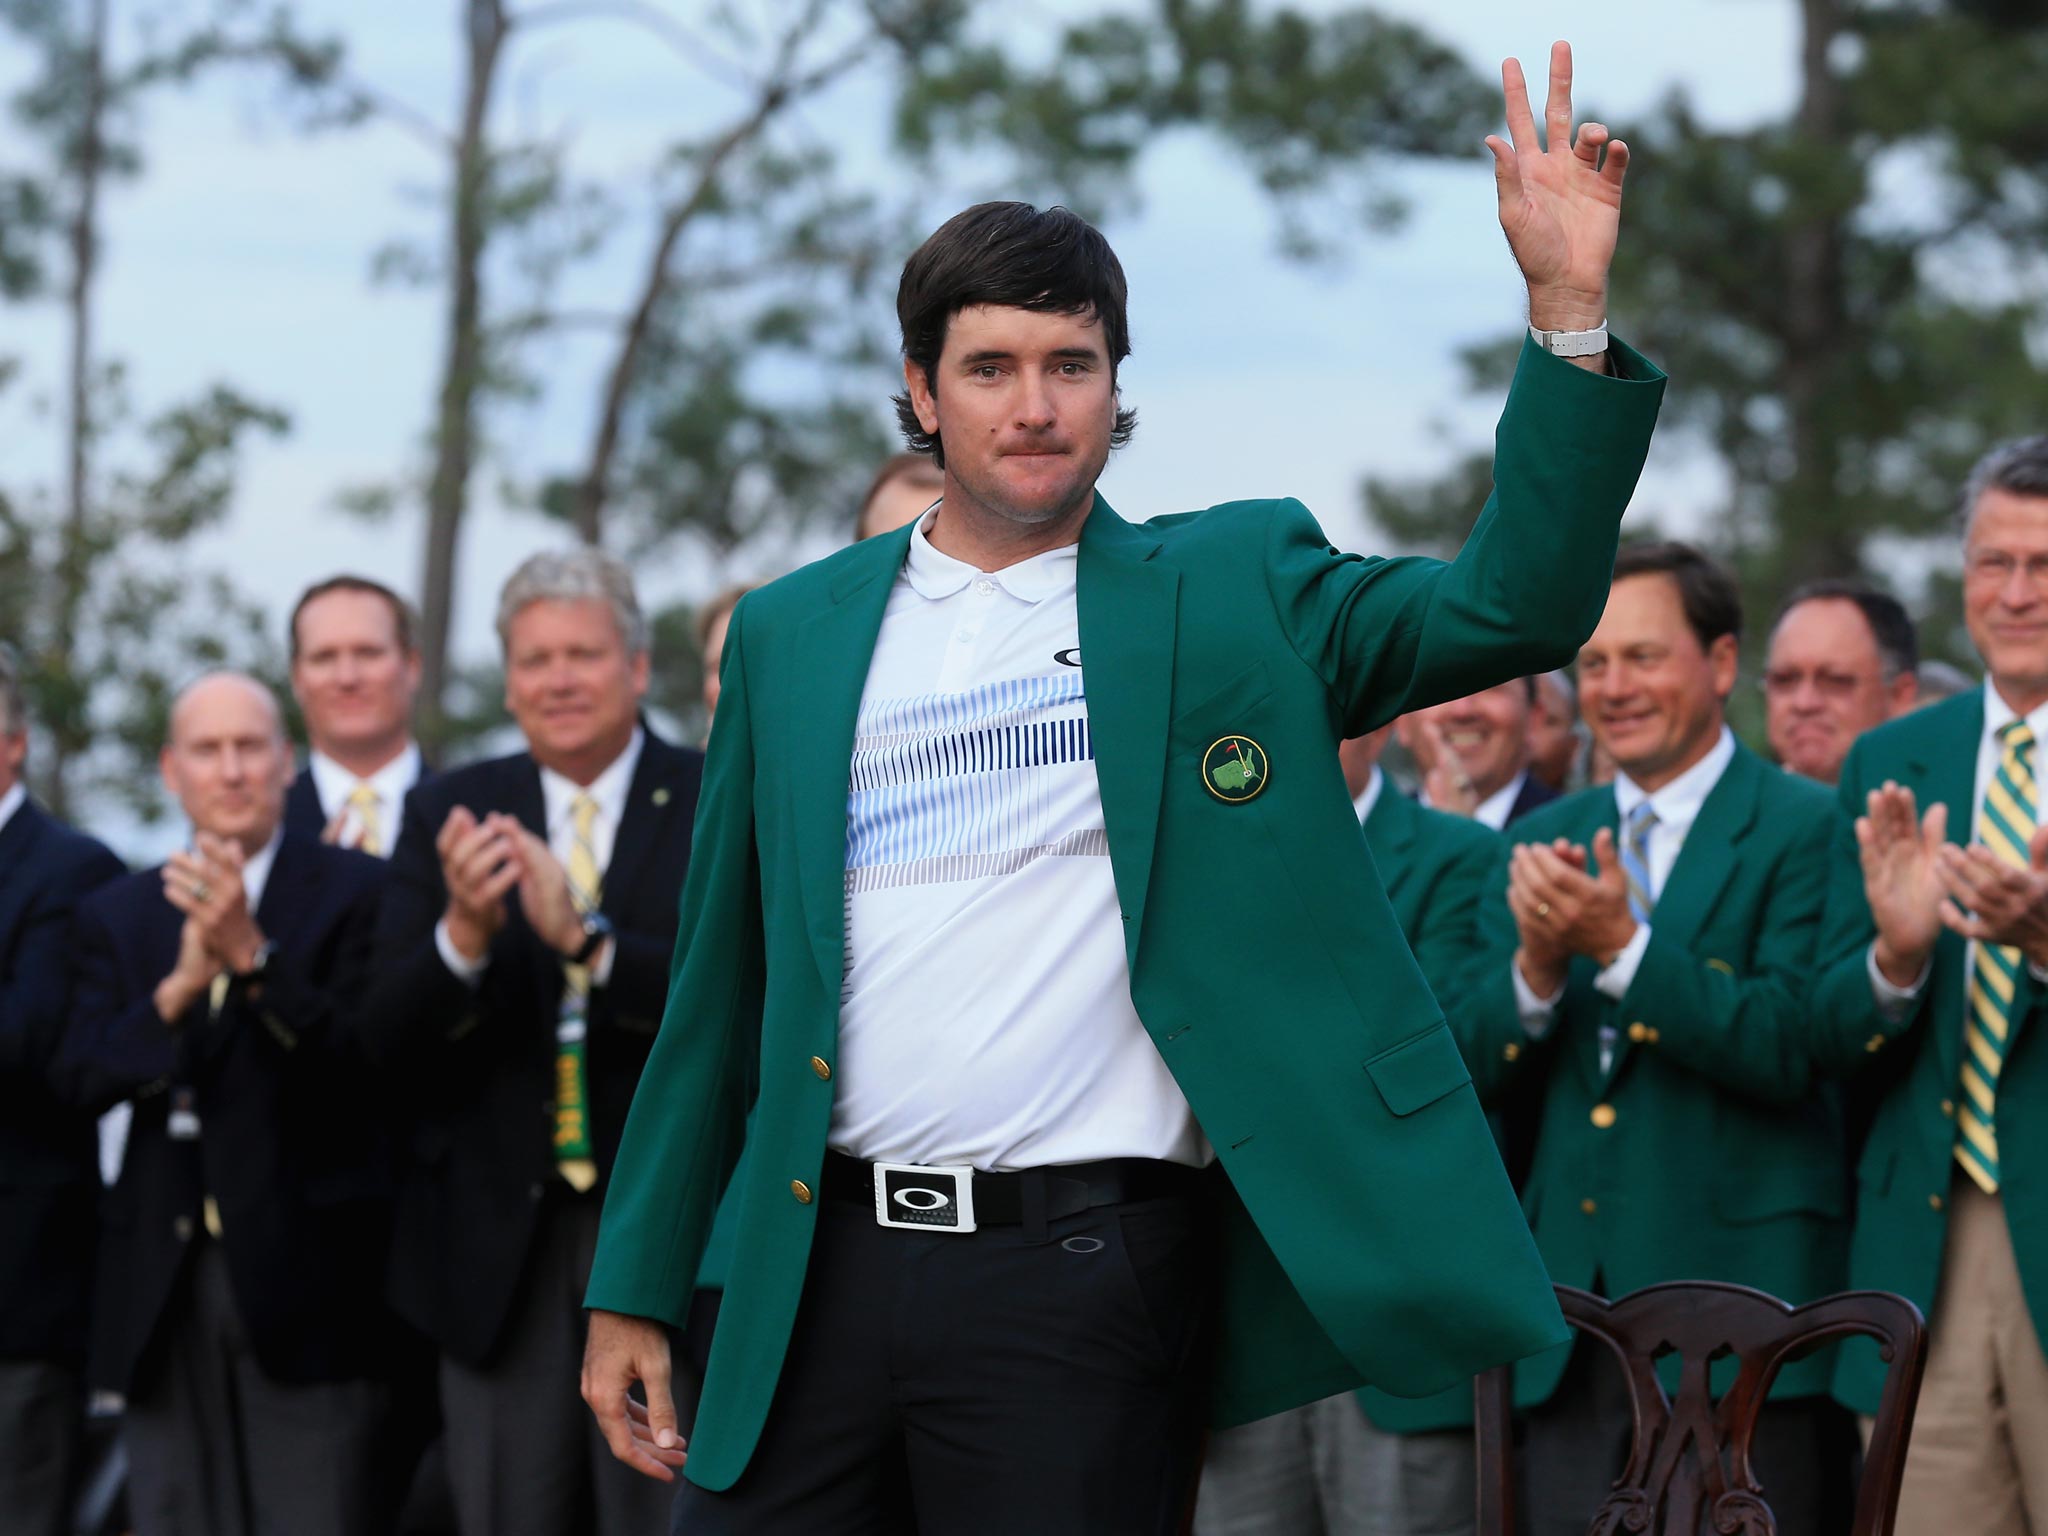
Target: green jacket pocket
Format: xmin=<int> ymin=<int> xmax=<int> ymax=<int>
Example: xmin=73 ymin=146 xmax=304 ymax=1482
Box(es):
xmin=1365 ymin=1023 xmax=1471 ymax=1117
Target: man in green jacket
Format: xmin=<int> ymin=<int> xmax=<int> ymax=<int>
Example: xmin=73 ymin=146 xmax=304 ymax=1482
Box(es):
xmin=1809 ymin=436 xmax=2048 ymax=1536
xmin=1472 ymin=542 xmax=1849 ymax=1536
xmin=1194 ymin=724 xmax=1504 ymax=1536
xmin=580 ymin=43 xmax=1665 ymax=1534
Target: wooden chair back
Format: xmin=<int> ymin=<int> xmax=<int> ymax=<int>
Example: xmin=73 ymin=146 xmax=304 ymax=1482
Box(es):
xmin=1475 ymin=1281 xmax=1926 ymax=1536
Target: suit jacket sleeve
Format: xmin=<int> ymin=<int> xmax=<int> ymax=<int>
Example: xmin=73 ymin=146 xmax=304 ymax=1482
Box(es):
xmin=1613 ymin=809 xmax=1833 ymax=1104
xmin=1264 ymin=338 xmax=1666 ymax=737
xmin=58 ymin=895 xmax=188 ymax=1113
xmin=586 ymin=602 xmax=767 ymax=1324
xmin=1409 ymin=825 xmax=1523 ymax=1101
xmin=360 ymin=785 xmax=494 ymax=1063
xmin=1459 ymin=839 xmax=1545 ymax=1105
xmin=0 ymin=835 xmax=124 ymax=1076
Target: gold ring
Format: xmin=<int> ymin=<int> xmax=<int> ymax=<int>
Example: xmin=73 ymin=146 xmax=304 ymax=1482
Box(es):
xmin=193 ymin=880 xmax=213 ymax=903
xmin=1536 ymin=901 xmax=1550 ymax=918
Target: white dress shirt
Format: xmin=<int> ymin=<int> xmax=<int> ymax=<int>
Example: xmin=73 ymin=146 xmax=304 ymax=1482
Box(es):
xmin=308 ymin=741 xmax=423 ymax=856
xmin=434 ymin=729 xmax=643 ymax=988
xmin=1514 ymin=728 xmax=1738 ymax=1065
xmin=828 ymin=512 xmax=1208 ymax=1172
xmin=0 ymin=782 xmax=24 ymax=839
xmin=237 ymin=828 xmax=282 ymax=914
xmin=1870 ymin=681 xmax=2048 ymax=1013
xmin=1352 ymin=766 xmax=1385 ymax=825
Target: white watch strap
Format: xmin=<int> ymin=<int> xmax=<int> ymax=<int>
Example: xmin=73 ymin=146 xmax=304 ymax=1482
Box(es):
xmin=1529 ymin=321 xmax=1609 ymax=358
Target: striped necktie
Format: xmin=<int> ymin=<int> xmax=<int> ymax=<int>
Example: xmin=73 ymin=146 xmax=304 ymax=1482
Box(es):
xmin=1620 ymin=800 xmax=1659 ymax=924
xmin=554 ymin=792 xmax=602 ymax=1193
xmin=346 ymin=782 xmax=384 ymax=857
xmin=1957 ymin=720 xmax=2036 ymax=1194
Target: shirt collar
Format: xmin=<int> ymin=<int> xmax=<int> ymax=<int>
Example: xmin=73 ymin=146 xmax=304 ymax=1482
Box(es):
xmin=238 ymin=826 xmax=285 ymax=913
xmin=1613 ymin=725 xmax=1737 ymax=833
xmin=1352 ymin=765 xmax=1384 ymax=825
xmin=0 ymin=783 xmax=24 ymax=839
xmin=538 ymin=725 xmax=644 ymax=835
xmin=1473 ymin=769 xmax=1528 ymax=832
xmin=902 ymin=507 xmax=1079 ymax=605
xmin=309 ymin=740 xmax=422 ymax=812
xmin=1982 ymin=679 xmax=2048 ymax=749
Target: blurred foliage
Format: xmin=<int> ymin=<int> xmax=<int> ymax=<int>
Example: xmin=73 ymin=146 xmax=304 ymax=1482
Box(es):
xmin=1365 ymin=0 xmax=2048 ymax=708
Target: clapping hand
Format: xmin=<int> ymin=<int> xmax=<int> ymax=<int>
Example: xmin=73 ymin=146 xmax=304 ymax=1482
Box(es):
xmin=1487 ymin=41 xmax=1628 ymax=351
xmin=1934 ymin=827 xmax=2048 ymax=971
xmin=1507 ymin=829 xmax=1638 ymax=994
xmin=164 ymin=833 xmax=265 ymax=973
xmin=1400 ymin=715 xmax=1480 ymax=818
xmin=438 ymin=806 xmax=526 ymax=962
xmin=1856 ymin=783 xmax=1948 ymax=986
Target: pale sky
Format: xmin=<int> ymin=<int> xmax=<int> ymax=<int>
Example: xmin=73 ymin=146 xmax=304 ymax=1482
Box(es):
xmin=0 ymin=0 xmax=1801 ymax=854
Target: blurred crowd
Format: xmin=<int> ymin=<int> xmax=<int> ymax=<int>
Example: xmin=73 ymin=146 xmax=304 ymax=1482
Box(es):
xmin=4 ymin=433 xmax=2047 ymax=1536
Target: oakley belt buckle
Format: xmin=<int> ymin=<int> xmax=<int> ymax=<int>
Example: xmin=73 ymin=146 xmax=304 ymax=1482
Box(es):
xmin=871 ymin=1161 xmax=977 ymax=1233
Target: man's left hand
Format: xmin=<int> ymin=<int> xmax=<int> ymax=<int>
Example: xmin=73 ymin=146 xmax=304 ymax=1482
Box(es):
xmin=1508 ymin=828 xmax=1637 ymax=967
xmin=1487 ymin=40 xmax=1628 ymax=345
xmin=165 ymin=835 xmax=268 ymax=973
xmin=1936 ymin=833 xmax=2048 ymax=971
xmin=514 ymin=829 xmax=589 ymax=957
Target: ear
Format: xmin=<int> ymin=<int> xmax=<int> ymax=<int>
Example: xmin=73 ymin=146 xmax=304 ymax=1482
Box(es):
xmin=159 ymin=743 xmax=179 ymax=802
xmin=1887 ymin=669 xmax=1920 ymax=718
xmin=903 ymin=357 xmax=940 ymax=437
xmin=1707 ymin=632 xmax=1740 ymax=700
xmin=629 ymin=647 xmax=651 ymax=703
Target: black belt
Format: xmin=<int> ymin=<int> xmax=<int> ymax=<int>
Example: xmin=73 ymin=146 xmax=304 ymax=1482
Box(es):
xmin=822 ymin=1150 xmax=1203 ymax=1226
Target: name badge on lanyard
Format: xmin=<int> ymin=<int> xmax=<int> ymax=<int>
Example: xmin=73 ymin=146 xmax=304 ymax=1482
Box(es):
xmin=168 ymin=1085 xmax=201 ymax=1142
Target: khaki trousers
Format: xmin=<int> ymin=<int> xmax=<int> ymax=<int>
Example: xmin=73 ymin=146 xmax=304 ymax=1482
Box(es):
xmin=1886 ymin=1175 xmax=2048 ymax=1536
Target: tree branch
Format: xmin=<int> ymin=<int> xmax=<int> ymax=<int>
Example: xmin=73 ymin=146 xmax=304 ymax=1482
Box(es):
xmin=511 ymin=0 xmax=751 ymax=88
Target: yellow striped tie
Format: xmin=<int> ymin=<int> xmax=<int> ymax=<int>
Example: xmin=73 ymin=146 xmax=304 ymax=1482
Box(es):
xmin=1957 ymin=720 xmax=2035 ymax=1194
xmin=346 ymin=782 xmax=383 ymax=857
xmin=554 ymin=793 xmax=601 ymax=1193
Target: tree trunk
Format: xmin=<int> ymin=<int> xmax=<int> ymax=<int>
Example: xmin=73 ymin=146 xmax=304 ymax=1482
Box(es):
xmin=1780 ymin=0 xmax=1858 ymax=582
xmin=46 ymin=0 xmax=110 ymax=821
xmin=416 ymin=0 xmax=505 ymax=745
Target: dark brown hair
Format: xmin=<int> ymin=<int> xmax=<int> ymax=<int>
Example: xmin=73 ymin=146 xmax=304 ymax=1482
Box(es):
xmin=892 ymin=202 xmax=1137 ymax=469
xmin=1611 ymin=541 xmax=1742 ymax=653
xmin=1772 ymin=579 xmax=1918 ymax=681
xmin=289 ymin=575 xmax=416 ymax=661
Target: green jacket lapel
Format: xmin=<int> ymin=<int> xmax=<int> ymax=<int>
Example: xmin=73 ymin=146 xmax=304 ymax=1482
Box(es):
xmin=790 ymin=526 xmax=909 ymax=993
xmin=1077 ymin=496 xmax=1178 ymax=956
xmin=1647 ymin=742 xmax=1762 ymax=955
xmin=1363 ymin=780 xmax=1419 ymax=904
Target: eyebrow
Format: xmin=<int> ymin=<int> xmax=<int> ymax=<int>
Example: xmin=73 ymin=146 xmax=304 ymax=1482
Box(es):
xmin=957 ymin=346 xmax=1103 ymax=367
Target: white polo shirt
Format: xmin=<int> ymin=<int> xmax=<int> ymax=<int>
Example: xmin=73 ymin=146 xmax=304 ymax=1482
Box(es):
xmin=827 ymin=513 xmax=1208 ymax=1172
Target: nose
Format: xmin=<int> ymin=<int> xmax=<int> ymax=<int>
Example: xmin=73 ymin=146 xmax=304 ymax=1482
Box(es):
xmin=2002 ymin=566 xmax=2038 ymax=611
xmin=1013 ymin=372 xmax=1056 ymax=430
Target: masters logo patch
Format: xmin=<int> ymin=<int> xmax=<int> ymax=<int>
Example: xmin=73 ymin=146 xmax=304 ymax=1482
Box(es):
xmin=1202 ymin=736 xmax=1270 ymax=803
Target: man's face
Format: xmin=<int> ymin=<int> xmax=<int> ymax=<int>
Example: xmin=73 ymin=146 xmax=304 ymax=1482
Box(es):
xmin=503 ymin=598 xmax=648 ymax=779
xmin=1578 ymin=574 xmax=1736 ymax=789
xmin=160 ymin=676 xmax=292 ymax=851
xmin=1964 ymin=489 xmax=2048 ymax=707
xmin=860 ymin=473 xmax=943 ymax=541
xmin=0 ymin=722 xmax=22 ymax=800
xmin=290 ymin=589 xmax=420 ymax=760
xmin=1406 ymin=681 xmax=1533 ymax=801
xmin=1526 ymin=675 xmax=1578 ymax=790
xmin=904 ymin=305 xmax=1118 ymax=529
xmin=1764 ymin=598 xmax=1913 ymax=785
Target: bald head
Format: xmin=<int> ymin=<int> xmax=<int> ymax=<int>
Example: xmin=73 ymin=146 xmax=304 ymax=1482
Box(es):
xmin=161 ymin=671 xmax=292 ymax=852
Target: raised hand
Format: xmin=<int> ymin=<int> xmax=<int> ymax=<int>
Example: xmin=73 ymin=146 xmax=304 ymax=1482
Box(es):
xmin=1510 ymin=831 xmax=1637 ymax=974
xmin=1486 ymin=41 xmax=1628 ymax=337
xmin=512 ymin=828 xmax=587 ymax=958
xmin=1856 ymin=783 xmax=1947 ymax=986
xmin=1400 ymin=715 xmax=1479 ymax=817
xmin=164 ymin=835 xmax=265 ymax=974
xmin=438 ymin=806 xmax=526 ymax=963
xmin=1934 ymin=826 xmax=2048 ymax=970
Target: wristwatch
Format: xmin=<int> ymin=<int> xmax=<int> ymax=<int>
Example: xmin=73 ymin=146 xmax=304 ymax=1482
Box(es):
xmin=237 ymin=938 xmax=279 ymax=981
xmin=572 ymin=912 xmax=615 ymax=965
xmin=1529 ymin=321 xmax=1609 ymax=358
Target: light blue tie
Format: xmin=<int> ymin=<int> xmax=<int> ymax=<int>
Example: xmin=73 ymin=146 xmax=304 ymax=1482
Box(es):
xmin=1620 ymin=801 xmax=1659 ymax=922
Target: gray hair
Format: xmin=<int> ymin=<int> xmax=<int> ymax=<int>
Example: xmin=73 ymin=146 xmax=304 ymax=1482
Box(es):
xmin=1960 ymin=435 xmax=2048 ymax=536
xmin=1916 ymin=658 xmax=1977 ymax=704
xmin=495 ymin=548 xmax=649 ymax=656
xmin=1536 ymin=668 xmax=1576 ymax=717
xmin=0 ymin=642 xmax=23 ymax=740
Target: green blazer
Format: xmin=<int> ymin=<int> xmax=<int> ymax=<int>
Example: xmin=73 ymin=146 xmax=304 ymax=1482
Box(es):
xmin=585 ymin=338 xmax=1665 ymax=1492
xmin=1808 ymin=690 xmax=2048 ymax=1413
xmin=1465 ymin=742 xmax=1847 ymax=1407
xmin=1353 ymin=787 xmax=1507 ymax=1436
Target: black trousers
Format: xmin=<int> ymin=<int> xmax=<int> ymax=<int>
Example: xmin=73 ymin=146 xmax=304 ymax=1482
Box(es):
xmin=1520 ymin=1336 xmax=1856 ymax=1536
xmin=673 ymin=1172 xmax=1218 ymax=1536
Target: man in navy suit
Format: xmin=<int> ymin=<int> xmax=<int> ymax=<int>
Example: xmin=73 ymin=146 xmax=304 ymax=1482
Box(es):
xmin=61 ymin=672 xmax=391 ymax=1536
xmin=0 ymin=645 xmax=124 ymax=1536
xmin=284 ymin=575 xmax=428 ymax=856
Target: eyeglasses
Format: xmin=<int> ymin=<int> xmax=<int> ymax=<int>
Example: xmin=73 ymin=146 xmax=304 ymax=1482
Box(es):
xmin=1760 ymin=668 xmax=1873 ymax=700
